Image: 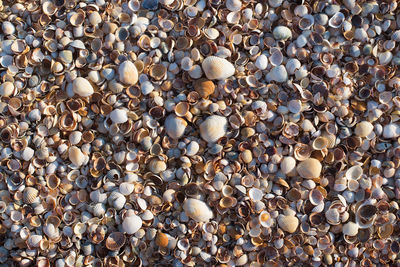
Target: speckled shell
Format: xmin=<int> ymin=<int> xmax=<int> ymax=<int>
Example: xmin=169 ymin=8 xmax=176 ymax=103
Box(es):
xmin=201 ymin=56 xmax=235 ymax=80
xmin=183 ymin=198 xmax=213 ymax=222
xmin=199 ymin=115 xmax=228 ymax=143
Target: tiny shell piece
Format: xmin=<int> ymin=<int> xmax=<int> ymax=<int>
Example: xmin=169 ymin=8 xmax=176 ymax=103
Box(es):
xmin=183 ymin=198 xmax=213 ymax=222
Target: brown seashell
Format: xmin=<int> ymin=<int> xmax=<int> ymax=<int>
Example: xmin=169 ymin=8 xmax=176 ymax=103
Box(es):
xmin=149 ymin=64 xmax=167 ymax=80
xmin=193 ymin=79 xmax=215 ymax=99
xmin=106 ymin=232 xmax=126 ymax=251
xmin=155 ymin=232 xmax=169 ymax=247
xmin=46 ymin=174 xmax=60 ymax=190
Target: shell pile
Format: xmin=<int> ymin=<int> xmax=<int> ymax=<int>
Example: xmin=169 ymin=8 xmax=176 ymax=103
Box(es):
xmin=1 ymin=0 xmax=400 ymax=266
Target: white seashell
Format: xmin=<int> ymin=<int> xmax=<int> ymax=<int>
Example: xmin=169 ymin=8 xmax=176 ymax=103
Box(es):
xmin=141 ymin=81 xmax=154 ymax=95
xmin=21 ymin=147 xmax=34 ymax=161
xmin=23 ymin=187 xmax=39 ymax=204
xmin=226 ymin=0 xmax=241 ymax=12
xmin=119 ymin=182 xmax=135 ymax=195
xmin=383 ymin=123 xmax=400 ymax=138
xmin=165 ymin=115 xmax=187 ymax=139
xmin=202 ymin=56 xmax=235 ymax=80
xmin=188 ymin=65 xmax=203 ymax=79
xmin=141 ymin=210 xmax=154 ymax=221
xmin=119 ymin=60 xmax=138 ymax=85
xmin=186 ymin=141 xmax=200 ymax=156
xmin=108 ymin=191 xmax=126 ymax=210
xmin=183 ymin=198 xmax=213 ymax=222
xmin=273 ymin=26 xmax=292 ymax=40
xmin=122 ymin=214 xmax=143 ymax=234
xmin=159 ymin=0 xmax=174 ymax=4
xmin=288 ymin=100 xmax=302 ymax=114
xmin=342 ymin=222 xmax=358 ymax=236
xmin=90 ymin=190 xmax=107 ymax=203
xmin=280 ymin=156 xmax=296 ymax=175
xmin=248 ymin=188 xmax=263 ymax=201
xmin=110 ymin=109 xmax=128 ymax=124
xmin=379 ymin=51 xmax=393 ymax=65
xmin=92 ymin=203 xmax=106 ymax=217
xmin=69 ymin=131 xmax=82 ymax=145
xmin=199 ymin=115 xmax=228 ymax=143
xmin=0 ymin=82 xmax=14 ymax=97
xmin=354 ymin=121 xmax=373 ymax=137
xmin=296 ymin=158 xmax=322 ymax=179
xmin=269 ymin=49 xmax=283 ymax=66
xmin=255 ymin=54 xmax=268 ymax=70
xmin=277 ymin=214 xmax=299 ymax=233
xmin=266 ymin=65 xmax=288 ymax=83
xmin=328 ymin=12 xmax=345 ymax=28
xmin=345 ymin=165 xmax=363 ymax=180
xmin=226 ymin=11 xmax=241 ymax=24
xmin=68 ymin=146 xmax=85 ymax=167
xmin=181 ymin=57 xmax=193 ymax=71
xmin=2 ymin=21 xmax=15 ymax=35
xmin=268 ymin=0 xmax=283 ymax=8
xmin=286 ymin=58 xmax=301 ymax=75
xmin=72 ymin=77 xmax=94 ymax=97
xmin=27 ymin=235 xmax=42 ymax=248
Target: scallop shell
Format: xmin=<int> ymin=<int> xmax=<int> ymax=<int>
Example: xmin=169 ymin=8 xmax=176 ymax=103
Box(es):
xmin=122 ymin=214 xmax=142 ymax=234
xmin=118 ymin=61 xmax=138 ymax=85
xmin=201 ymin=56 xmax=235 ymax=80
xmin=68 ymin=146 xmax=85 ymax=167
xmin=110 ymin=109 xmax=128 ymax=124
xmin=164 ymin=115 xmax=187 ymax=139
xmin=194 ymin=79 xmax=215 ymax=98
xmin=183 ymin=198 xmax=213 ymax=222
xmin=106 ymin=232 xmax=126 ymax=250
xmin=23 ymin=187 xmax=39 ymax=204
xmin=277 ymin=214 xmax=299 ymax=233
xmin=199 ymin=115 xmax=228 ymax=143
xmin=296 ymin=158 xmax=322 ymax=179
xmin=72 ymin=77 xmax=94 ymax=97
xmin=354 ymin=121 xmax=373 ymax=137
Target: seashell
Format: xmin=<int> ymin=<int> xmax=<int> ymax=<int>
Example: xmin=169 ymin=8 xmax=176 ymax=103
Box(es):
xmin=156 ymin=232 xmax=169 ymax=247
xmin=383 ymin=123 xmax=400 ymax=139
xmin=183 ymin=198 xmax=213 ymax=222
xmin=354 ymin=121 xmax=373 ymax=137
xmin=175 ymin=102 xmax=189 ymax=117
xmin=288 ymin=100 xmax=302 ymax=114
xmin=273 ymin=26 xmax=292 ymax=40
xmin=277 ymin=214 xmax=299 ymax=233
xmin=255 ymin=54 xmax=268 ymax=70
xmin=219 ymin=196 xmax=237 ymax=208
xmin=226 ymin=0 xmax=241 ymax=12
xmin=46 ymin=174 xmax=60 ymax=190
xmin=122 ymin=214 xmax=142 ymax=234
xmin=148 ymin=158 xmax=167 ymax=174
xmin=21 ymin=147 xmax=34 ymax=161
xmin=266 ymin=65 xmax=288 ymax=83
xmin=119 ymin=182 xmax=135 ymax=195
xmin=27 ymin=235 xmax=42 ymax=248
xmin=296 ymin=158 xmax=322 ymax=179
xmin=298 ymin=14 xmax=314 ymax=30
xmin=194 ymin=79 xmax=215 ymax=98
xmin=89 ymin=11 xmax=102 ymax=26
xmin=110 ymin=109 xmax=128 ymax=124
xmin=2 ymin=21 xmax=15 ymax=35
xmin=68 ymin=146 xmax=85 ymax=167
xmin=345 ymin=165 xmax=363 ymax=180
xmin=165 ymin=115 xmax=187 ymax=139
xmin=312 ymin=136 xmax=328 ymax=150
xmin=248 ymin=188 xmax=263 ymax=202
xmin=325 ymin=208 xmax=340 ymax=225
xmin=294 ymin=143 xmax=312 ymax=161
xmin=343 ymin=222 xmax=358 ymax=236
xmin=199 ymin=115 xmax=228 ymax=143
xmin=309 ymin=189 xmax=324 ymax=205
xmin=0 ymin=82 xmax=15 ymax=97
xmin=280 ymin=156 xmax=296 ymax=175
xmin=106 ymin=232 xmax=126 ymax=250
xmin=141 ymin=81 xmax=154 ymax=95
xmin=328 ymin=12 xmax=345 ymax=28
xmin=23 ymin=187 xmax=39 ymax=204
xmin=119 ymin=61 xmax=138 ymax=85
xmin=72 ymin=77 xmax=94 ymax=97
xmin=201 ymin=56 xmax=235 ymax=80
xmin=92 ymin=203 xmax=106 ymax=217
xmin=181 ymin=57 xmax=193 ymax=71
xmin=149 ymin=64 xmax=167 ymax=80
xmin=269 ymin=49 xmax=283 ymax=66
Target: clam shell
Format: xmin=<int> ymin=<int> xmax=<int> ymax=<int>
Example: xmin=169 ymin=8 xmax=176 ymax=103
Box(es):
xmin=27 ymin=235 xmax=42 ymax=248
xmin=68 ymin=146 xmax=85 ymax=167
xmin=106 ymin=232 xmax=126 ymax=250
xmin=194 ymin=79 xmax=215 ymax=98
xmin=183 ymin=198 xmax=213 ymax=222
xmin=72 ymin=77 xmax=94 ymax=97
xmin=296 ymin=158 xmax=322 ymax=179
xmin=226 ymin=0 xmax=242 ymax=12
xmin=343 ymin=222 xmax=358 ymax=236
xmin=345 ymin=165 xmax=363 ymax=180
xmin=23 ymin=187 xmax=39 ymax=204
xmin=0 ymin=82 xmax=15 ymax=97
xmin=383 ymin=123 xmax=400 ymax=139
xmin=118 ymin=61 xmax=138 ymax=85
xmin=354 ymin=121 xmax=373 ymax=137
xmin=273 ymin=26 xmax=292 ymax=40
xmin=248 ymin=188 xmax=263 ymax=202
xmin=199 ymin=115 xmax=228 ymax=143
xmin=255 ymin=54 xmax=268 ymax=70
xmin=122 ymin=214 xmax=142 ymax=234
xmin=156 ymin=232 xmax=169 ymax=247
xmin=328 ymin=12 xmax=345 ymax=28
xmin=110 ymin=109 xmax=128 ymax=124
xmin=266 ymin=65 xmax=288 ymax=83
xmin=202 ymin=56 xmax=235 ymax=80
xmin=312 ymin=136 xmax=328 ymax=150
xmin=148 ymin=159 xmax=167 ymax=174
xmin=277 ymin=214 xmax=299 ymax=233
xmin=280 ymin=156 xmax=296 ymax=175
xmin=165 ymin=115 xmax=187 ymax=139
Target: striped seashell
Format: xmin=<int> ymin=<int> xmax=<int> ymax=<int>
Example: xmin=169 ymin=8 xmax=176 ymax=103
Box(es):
xmin=23 ymin=187 xmax=39 ymax=204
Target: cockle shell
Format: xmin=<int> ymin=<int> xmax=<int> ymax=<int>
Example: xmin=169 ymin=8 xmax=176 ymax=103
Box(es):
xmin=110 ymin=109 xmax=128 ymax=124
xmin=296 ymin=158 xmax=322 ymax=179
xmin=27 ymin=235 xmax=42 ymax=248
xmin=277 ymin=215 xmax=299 ymax=233
xmin=0 ymin=82 xmax=15 ymax=97
xmin=226 ymin=0 xmax=242 ymax=12
xmin=23 ymin=187 xmax=39 ymax=204
xmin=21 ymin=147 xmax=34 ymax=161
xmin=165 ymin=115 xmax=187 ymax=139
xmin=183 ymin=198 xmax=213 ymax=222
xmin=255 ymin=54 xmax=268 ymax=70
xmin=68 ymin=146 xmax=85 ymax=166
xmin=122 ymin=214 xmax=142 ymax=234
xmin=194 ymin=79 xmax=215 ymax=98
xmin=266 ymin=65 xmax=288 ymax=83
xmin=202 ymin=56 xmax=235 ymax=80
xmin=343 ymin=222 xmax=358 ymax=236
xmin=118 ymin=60 xmax=138 ymax=85
xmin=383 ymin=123 xmax=400 ymax=138
xmin=199 ymin=115 xmax=228 ymax=143
xmin=72 ymin=77 xmax=94 ymax=97
xmin=156 ymin=232 xmax=169 ymax=247
xmin=280 ymin=156 xmax=296 ymax=175
xmin=273 ymin=26 xmax=292 ymax=40
xmin=106 ymin=232 xmax=126 ymax=250
xmin=354 ymin=121 xmax=373 ymax=137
